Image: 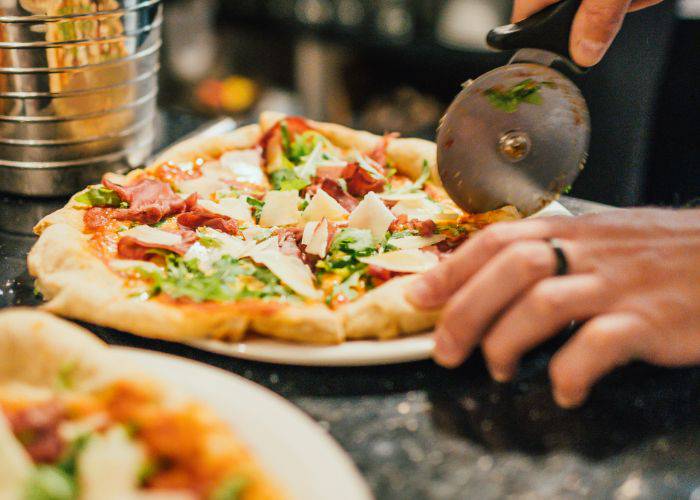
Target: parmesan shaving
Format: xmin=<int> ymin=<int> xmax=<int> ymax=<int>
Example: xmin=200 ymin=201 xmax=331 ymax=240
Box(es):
xmin=388 ymin=234 xmax=446 ymax=250
xmin=348 ymin=191 xmax=395 ymax=240
xmin=302 ymin=189 xmax=348 ymax=222
xmin=120 ymin=226 xmax=181 ymax=247
xmin=359 ymin=249 xmax=439 ymax=273
xmin=259 ymin=190 xmax=301 ymax=227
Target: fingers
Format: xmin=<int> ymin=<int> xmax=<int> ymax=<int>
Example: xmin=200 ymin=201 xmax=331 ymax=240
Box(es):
xmin=481 ymin=274 xmax=608 ymax=382
xmin=512 ymin=0 xmax=558 ymax=22
xmin=570 ymin=0 xmax=631 ymax=66
xmin=407 ymin=217 xmax=571 ymax=309
xmin=549 ymin=313 xmax=650 ymax=408
xmin=628 ymin=0 xmax=665 ymax=12
xmin=433 ymin=240 xmax=557 ymax=367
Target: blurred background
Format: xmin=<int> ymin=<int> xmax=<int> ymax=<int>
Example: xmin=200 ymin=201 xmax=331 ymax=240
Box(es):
xmin=157 ymin=0 xmax=699 ymax=207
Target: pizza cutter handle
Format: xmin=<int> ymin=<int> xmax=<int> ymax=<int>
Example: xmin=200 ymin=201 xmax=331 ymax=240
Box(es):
xmin=487 ymin=0 xmax=587 ymax=73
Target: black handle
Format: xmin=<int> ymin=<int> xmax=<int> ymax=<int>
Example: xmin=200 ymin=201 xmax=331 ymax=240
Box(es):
xmin=487 ymin=0 xmax=584 ymax=71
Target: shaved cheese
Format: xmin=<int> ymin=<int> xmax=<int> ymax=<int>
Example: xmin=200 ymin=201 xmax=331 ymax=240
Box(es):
xmin=302 ymin=221 xmax=319 ymax=246
xmin=378 ymin=191 xmax=428 ymax=201
xmin=316 ymin=159 xmax=348 ymax=168
xmin=348 ymin=191 xmax=396 ymax=240
xmin=359 ymin=249 xmax=439 ymax=273
xmin=259 ymin=190 xmax=301 ymax=227
xmin=302 ymin=189 xmax=348 ymax=222
xmin=219 ymin=149 xmax=265 ymax=185
xmin=178 ymin=149 xmax=264 ymax=197
xmin=178 ymin=168 xmax=228 ymax=198
xmin=120 ymin=225 xmax=181 ymax=246
xmin=294 ymin=142 xmax=324 ymax=180
xmin=388 ymin=234 xmax=446 ymax=250
xmin=303 ymin=219 xmax=329 ymax=258
xmin=391 ymin=198 xmax=442 ymax=221
xmin=183 ymin=230 xmax=250 ymax=270
xmin=78 ymin=427 xmax=146 ymax=500
xmin=0 ymin=413 xmax=33 ymax=498
xmin=198 ymin=197 xmax=253 ymax=223
xmin=109 ymin=259 xmax=162 ymax=274
xmin=242 ymin=226 xmax=274 ymax=242
xmin=251 ymin=250 xmax=322 ymax=300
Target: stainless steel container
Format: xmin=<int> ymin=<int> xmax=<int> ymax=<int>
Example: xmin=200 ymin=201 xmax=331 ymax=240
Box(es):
xmin=0 ymin=0 xmax=161 ymax=196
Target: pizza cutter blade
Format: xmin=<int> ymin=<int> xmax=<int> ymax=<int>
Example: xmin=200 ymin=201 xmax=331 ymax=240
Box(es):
xmin=437 ymin=0 xmax=590 ymax=216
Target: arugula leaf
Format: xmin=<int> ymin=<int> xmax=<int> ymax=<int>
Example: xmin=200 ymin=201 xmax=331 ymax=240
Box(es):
xmin=74 ymin=186 xmax=125 ymax=208
xmin=484 ymin=79 xmax=554 ymax=113
xmin=57 ymin=434 xmax=92 ymax=477
xmin=280 ymin=122 xmax=292 ymax=156
xmin=326 ymin=271 xmax=363 ymax=306
xmin=245 ymin=197 xmax=264 ymax=222
xmin=143 ymin=255 xmax=296 ymax=303
xmin=24 ymin=466 xmax=76 ymax=500
xmin=55 ymin=361 xmax=78 ymax=391
xmin=198 ymin=234 xmax=223 ymax=248
xmin=330 ymin=228 xmax=376 ymax=256
xmin=269 ymin=168 xmax=310 ymax=191
xmin=210 ymin=474 xmax=249 ymax=500
xmin=286 ymin=130 xmax=326 ymax=165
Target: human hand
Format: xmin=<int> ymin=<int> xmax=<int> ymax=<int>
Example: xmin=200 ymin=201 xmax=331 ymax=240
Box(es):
xmin=512 ymin=0 xmax=665 ymax=66
xmin=406 ymin=208 xmax=700 ymax=408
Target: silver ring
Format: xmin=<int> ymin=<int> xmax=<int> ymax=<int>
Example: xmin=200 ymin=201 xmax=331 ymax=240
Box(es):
xmin=547 ymin=239 xmax=569 ymax=276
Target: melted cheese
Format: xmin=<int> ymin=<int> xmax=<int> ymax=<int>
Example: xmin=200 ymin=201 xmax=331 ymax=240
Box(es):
xmin=184 ymin=230 xmax=251 ymax=270
xmin=120 ymin=226 xmax=181 ymax=247
xmin=219 ymin=149 xmax=265 ymax=185
xmin=259 ymin=190 xmax=301 ymax=227
xmin=198 ymin=197 xmax=253 ymax=223
xmin=388 ymin=234 xmax=446 ymax=250
xmin=391 ymin=198 xmax=443 ymax=221
xmin=359 ymin=249 xmax=439 ymax=273
xmin=302 ymin=189 xmax=348 ymax=222
xmin=348 ymin=191 xmax=396 ymax=240
xmin=302 ymin=219 xmax=329 ymax=258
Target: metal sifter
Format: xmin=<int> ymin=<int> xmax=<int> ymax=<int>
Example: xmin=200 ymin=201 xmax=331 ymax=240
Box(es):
xmin=0 ymin=0 xmax=162 ymax=196
xmin=437 ymin=0 xmax=590 ymax=216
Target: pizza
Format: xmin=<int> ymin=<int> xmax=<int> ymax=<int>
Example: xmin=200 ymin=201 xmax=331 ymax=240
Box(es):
xmin=0 ymin=309 xmax=281 ymax=499
xmin=28 ymin=111 xmax=521 ymax=344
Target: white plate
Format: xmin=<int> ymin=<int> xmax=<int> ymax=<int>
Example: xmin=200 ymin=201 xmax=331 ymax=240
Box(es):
xmin=114 ymin=348 xmax=372 ymax=500
xmin=189 ymin=201 xmax=572 ymax=367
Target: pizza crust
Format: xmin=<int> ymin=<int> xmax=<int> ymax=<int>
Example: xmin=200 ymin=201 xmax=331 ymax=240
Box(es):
xmin=29 ymin=114 xmax=449 ymax=345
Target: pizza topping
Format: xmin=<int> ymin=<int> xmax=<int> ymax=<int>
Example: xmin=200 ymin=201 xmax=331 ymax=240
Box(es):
xmin=99 ymin=177 xmax=198 ymax=226
xmin=250 ymin=248 xmax=322 ymax=301
xmin=6 ymin=400 xmax=66 ymax=463
xmin=74 ymin=186 xmax=125 ymax=208
xmin=258 ymin=190 xmax=301 ymax=227
xmin=219 ymin=148 xmax=266 ymax=185
xmin=301 ymin=219 xmax=330 ymax=258
xmin=359 ymin=249 xmax=439 ymax=274
xmin=348 ymin=191 xmax=396 ymax=240
xmin=117 ymin=227 xmax=197 ymax=261
xmin=341 ymin=162 xmax=387 ymax=197
xmin=177 ymin=208 xmax=239 ymax=236
xmin=319 ymin=179 xmax=359 ymax=212
xmin=387 ymin=233 xmax=447 ymax=250
xmin=197 ymin=198 xmax=254 ymax=224
xmin=302 ymin=189 xmax=348 ymax=222
xmin=391 ymin=197 xmax=444 ymax=221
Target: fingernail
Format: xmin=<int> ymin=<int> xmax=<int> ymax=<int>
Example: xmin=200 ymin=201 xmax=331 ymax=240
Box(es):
xmin=488 ymin=364 xmax=511 ymax=383
xmin=553 ymin=388 xmax=583 ymax=409
xmin=433 ymin=329 xmax=463 ymax=368
xmin=406 ymin=279 xmax=433 ymax=307
xmin=576 ymin=39 xmax=606 ymax=66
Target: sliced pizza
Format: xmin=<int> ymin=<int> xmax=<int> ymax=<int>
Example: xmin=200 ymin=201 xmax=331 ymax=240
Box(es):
xmin=29 ymin=112 xmax=521 ymax=344
xmin=0 ymin=309 xmax=281 ymax=500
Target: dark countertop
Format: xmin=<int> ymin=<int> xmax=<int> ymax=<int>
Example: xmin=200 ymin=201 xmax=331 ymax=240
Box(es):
xmin=1 ymin=110 xmax=698 ymax=500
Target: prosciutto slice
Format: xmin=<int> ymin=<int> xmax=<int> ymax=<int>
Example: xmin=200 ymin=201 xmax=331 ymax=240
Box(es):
xmin=341 ymin=162 xmax=387 ymax=197
xmin=177 ymin=206 xmax=239 ymax=235
xmin=117 ymin=228 xmax=197 ymax=261
xmin=103 ymin=177 xmax=197 ymax=225
xmin=319 ymin=179 xmax=359 ymax=212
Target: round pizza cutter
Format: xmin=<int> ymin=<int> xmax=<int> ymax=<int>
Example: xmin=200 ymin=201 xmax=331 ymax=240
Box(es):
xmin=437 ymin=0 xmax=590 ymax=216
